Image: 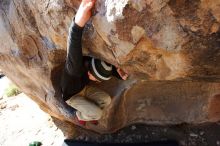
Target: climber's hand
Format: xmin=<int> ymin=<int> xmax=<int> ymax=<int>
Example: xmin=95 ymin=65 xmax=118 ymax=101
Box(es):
xmin=117 ymin=68 xmax=128 ymax=80
xmin=75 ymin=0 xmax=96 ymax=27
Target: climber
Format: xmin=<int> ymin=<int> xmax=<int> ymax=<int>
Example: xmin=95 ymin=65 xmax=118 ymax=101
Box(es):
xmin=60 ymin=0 xmax=128 ymax=125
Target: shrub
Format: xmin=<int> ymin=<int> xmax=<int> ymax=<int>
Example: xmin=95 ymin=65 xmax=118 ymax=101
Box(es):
xmin=4 ymin=84 xmax=21 ymax=97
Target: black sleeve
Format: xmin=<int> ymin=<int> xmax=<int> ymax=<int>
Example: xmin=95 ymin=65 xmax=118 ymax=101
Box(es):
xmin=65 ymin=18 xmax=85 ymax=77
xmin=60 ymin=18 xmax=89 ymax=101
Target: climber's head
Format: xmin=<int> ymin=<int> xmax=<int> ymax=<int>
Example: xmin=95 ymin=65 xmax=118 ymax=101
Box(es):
xmin=88 ymin=58 xmax=113 ymax=82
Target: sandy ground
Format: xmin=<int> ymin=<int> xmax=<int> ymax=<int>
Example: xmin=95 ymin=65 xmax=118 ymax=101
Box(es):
xmin=0 ymin=77 xmax=64 ymax=146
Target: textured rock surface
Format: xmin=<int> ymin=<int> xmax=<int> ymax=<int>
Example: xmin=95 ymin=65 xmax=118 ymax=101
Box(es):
xmin=0 ymin=0 xmax=220 ymax=134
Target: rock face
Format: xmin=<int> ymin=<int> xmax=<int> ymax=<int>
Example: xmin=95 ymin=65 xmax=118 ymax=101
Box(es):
xmin=0 ymin=0 xmax=220 ymax=134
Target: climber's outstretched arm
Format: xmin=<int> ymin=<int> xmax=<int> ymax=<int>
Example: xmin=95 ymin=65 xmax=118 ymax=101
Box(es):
xmin=61 ymin=0 xmax=96 ymax=101
xmin=65 ymin=0 xmax=96 ymax=77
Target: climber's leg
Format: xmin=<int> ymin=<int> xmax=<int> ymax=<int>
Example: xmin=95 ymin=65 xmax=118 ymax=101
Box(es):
xmin=85 ymin=86 xmax=111 ymax=109
xmin=66 ymin=95 xmax=103 ymax=121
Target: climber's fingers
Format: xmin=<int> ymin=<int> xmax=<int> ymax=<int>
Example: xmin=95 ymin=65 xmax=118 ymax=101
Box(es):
xmin=81 ymin=0 xmax=96 ymax=11
xmin=75 ymin=0 xmax=96 ymax=27
xmin=117 ymin=68 xmax=129 ymax=80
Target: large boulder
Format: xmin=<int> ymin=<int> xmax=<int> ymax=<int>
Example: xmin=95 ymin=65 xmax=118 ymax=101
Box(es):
xmin=0 ymin=0 xmax=219 ymax=134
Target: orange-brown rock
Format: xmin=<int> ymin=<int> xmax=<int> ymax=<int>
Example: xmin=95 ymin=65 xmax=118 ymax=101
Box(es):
xmin=0 ymin=0 xmax=219 ymax=134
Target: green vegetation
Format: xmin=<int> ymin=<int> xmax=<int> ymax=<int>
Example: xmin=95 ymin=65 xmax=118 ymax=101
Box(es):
xmin=4 ymin=84 xmax=21 ymax=97
xmin=29 ymin=141 xmax=42 ymax=146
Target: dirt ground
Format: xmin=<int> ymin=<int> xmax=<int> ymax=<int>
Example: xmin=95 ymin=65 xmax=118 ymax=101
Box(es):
xmin=0 ymin=93 xmax=65 ymax=146
xmin=0 ymin=76 xmax=64 ymax=146
xmin=1 ymin=76 xmax=220 ymax=146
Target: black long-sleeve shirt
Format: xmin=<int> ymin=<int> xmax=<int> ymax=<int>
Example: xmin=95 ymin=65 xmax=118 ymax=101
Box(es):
xmin=61 ymin=18 xmax=121 ymax=101
xmin=61 ymin=18 xmax=89 ymax=101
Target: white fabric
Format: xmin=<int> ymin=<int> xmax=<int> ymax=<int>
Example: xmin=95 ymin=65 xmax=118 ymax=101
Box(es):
xmin=92 ymin=58 xmax=111 ymax=80
xmin=101 ymin=61 xmax=112 ymax=71
xmin=66 ymin=86 xmax=111 ymax=121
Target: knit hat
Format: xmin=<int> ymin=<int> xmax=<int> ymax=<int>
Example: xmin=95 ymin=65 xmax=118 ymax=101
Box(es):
xmin=89 ymin=58 xmax=113 ymax=81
